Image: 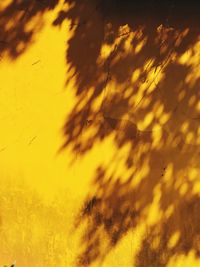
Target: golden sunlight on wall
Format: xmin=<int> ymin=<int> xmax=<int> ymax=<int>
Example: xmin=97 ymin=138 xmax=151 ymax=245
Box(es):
xmin=0 ymin=1 xmax=200 ymax=267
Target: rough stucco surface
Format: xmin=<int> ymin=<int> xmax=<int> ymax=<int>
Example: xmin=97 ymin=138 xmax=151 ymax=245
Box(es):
xmin=0 ymin=1 xmax=200 ymax=266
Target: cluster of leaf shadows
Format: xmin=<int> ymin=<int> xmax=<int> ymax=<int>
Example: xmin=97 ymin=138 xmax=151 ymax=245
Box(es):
xmin=1 ymin=0 xmax=200 ymax=266
xmin=4 ymin=263 xmax=15 ymax=267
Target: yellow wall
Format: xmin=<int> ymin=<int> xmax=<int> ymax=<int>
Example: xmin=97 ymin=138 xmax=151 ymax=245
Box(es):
xmin=0 ymin=1 xmax=200 ymax=266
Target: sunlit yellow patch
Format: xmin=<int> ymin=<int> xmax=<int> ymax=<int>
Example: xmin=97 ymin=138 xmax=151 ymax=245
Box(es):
xmin=118 ymin=24 xmax=130 ymax=36
xmin=168 ymin=231 xmax=180 ymax=249
xmin=152 ymin=125 xmax=162 ymax=147
xmin=141 ymin=96 xmax=152 ymax=108
xmin=131 ymin=160 xmax=150 ymax=188
xmin=100 ymin=43 xmax=114 ymax=59
xmin=135 ymin=38 xmax=147 ymax=54
xmin=180 ymin=121 xmax=189 ymax=133
xmin=179 ymin=50 xmax=191 ymax=65
xmin=179 ymin=182 xmax=188 ymax=195
xmin=189 ymin=96 xmax=196 ymax=108
xmin=154 ymin=102 xmax=164 ymax=117
xmin=167 ymin=250 xmax=200 ymax=267
xmin=24 ymin=12 xmax=44 ymax=33
xmin=145 ymin=184 xmax=162 ymax=226
xmin=124 ymin=86 xmax=133 ymax=99
xmin=143 ymin=112 xmax=154 ymax=127
xmin=189 ymin=168 xmax=199 ymax=181
xmin=163 ymin=164 xmax=173 ymax=187
xmin=193 ymin=182 xmax=200 ymax=195
xmin=151 ymin=236 xmax=161 ymax=250
xmin=165 ymin=205 xmax=174 ymax=219
xmin=131 ymin=68 xmax=141 ymax=83
xmin=186 ymin=132 xmax=194 ymax=144
xmin=124 ymin=32 xmax=135 ymax=52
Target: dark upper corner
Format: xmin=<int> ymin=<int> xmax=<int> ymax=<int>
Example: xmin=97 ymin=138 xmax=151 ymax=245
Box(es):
xmin=99 ymin=0 xmax=200 ymax=28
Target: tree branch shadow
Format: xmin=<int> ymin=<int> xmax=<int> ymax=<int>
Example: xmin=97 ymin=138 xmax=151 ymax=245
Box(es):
xmin=1 ymin=0 xmax=200 ymax=266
